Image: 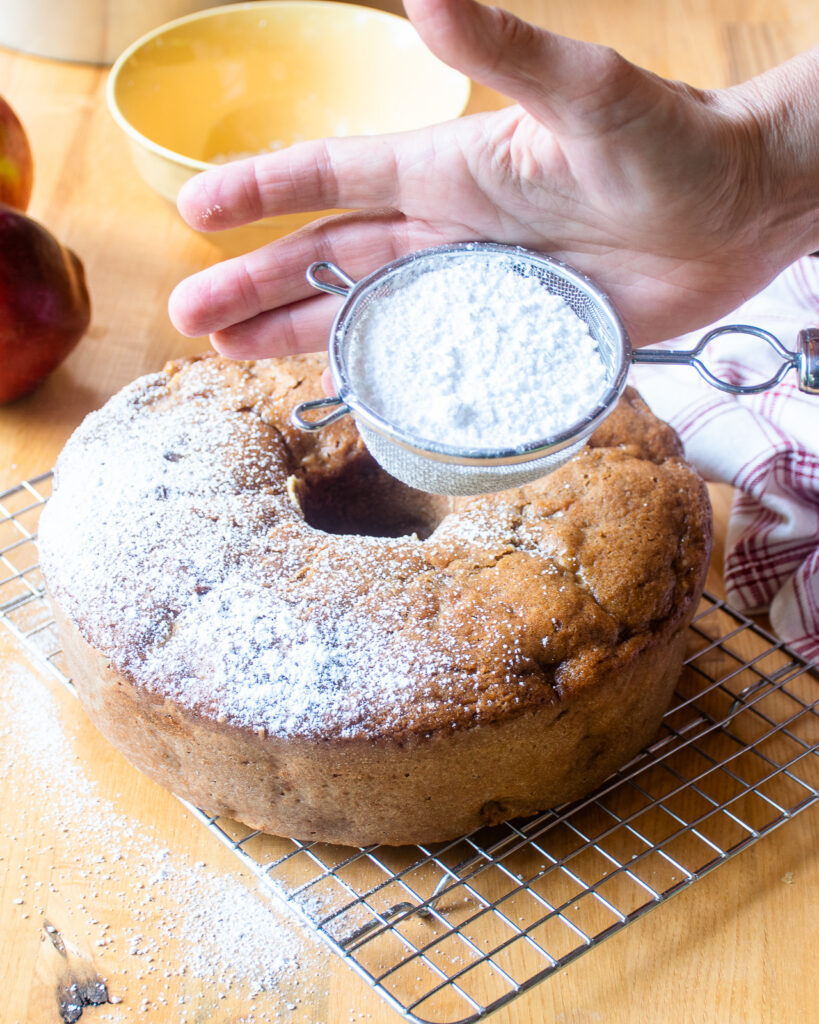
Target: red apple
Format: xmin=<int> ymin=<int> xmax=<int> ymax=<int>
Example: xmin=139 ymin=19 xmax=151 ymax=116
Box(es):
xmin=0 ymin=202 xmax=91 ymax=404
xmin=0 ymin=96 xmax=34 ymax=212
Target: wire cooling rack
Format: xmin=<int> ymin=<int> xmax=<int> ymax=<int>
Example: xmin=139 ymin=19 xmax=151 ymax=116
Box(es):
xmin=2 ymin=471 xmax=817 ymax=1023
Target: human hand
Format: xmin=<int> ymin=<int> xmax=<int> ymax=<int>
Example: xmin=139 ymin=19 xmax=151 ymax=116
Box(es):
xmin=168 ymin=0 xmax=819 ymax=356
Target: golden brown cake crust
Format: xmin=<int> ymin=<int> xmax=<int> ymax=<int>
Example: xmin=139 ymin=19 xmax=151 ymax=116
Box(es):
xmin=39 ymin=354 xmax=712 ymax=845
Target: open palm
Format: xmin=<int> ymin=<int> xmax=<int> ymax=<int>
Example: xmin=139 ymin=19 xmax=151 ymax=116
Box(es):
xmin=169 ymin=0 xmax=788 ymax=356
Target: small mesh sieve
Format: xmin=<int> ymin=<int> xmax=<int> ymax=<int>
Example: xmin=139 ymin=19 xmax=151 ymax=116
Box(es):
xmin=292 ymin=243 xmax=819 ymax=496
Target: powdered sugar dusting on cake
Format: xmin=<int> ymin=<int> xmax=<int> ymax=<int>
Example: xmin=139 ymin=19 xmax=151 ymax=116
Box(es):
xmin=39 ymin=359 xmax=569 ymax=743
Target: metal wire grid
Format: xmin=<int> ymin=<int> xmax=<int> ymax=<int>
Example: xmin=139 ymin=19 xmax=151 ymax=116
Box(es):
xmin=1 ymin=471 xmax=817 ymax=1024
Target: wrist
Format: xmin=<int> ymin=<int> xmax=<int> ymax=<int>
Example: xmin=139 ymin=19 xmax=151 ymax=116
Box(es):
xmin=722 ymin=48 xmax=819 ymax=266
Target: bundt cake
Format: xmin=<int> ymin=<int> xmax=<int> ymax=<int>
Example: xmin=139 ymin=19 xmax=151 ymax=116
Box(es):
xmin=38 ymin=354 xmax=712 ymax=846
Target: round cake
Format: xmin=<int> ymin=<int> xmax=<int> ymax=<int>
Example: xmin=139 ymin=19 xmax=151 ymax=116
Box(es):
xmin=38 ymin=354 xmax=712 ymax=846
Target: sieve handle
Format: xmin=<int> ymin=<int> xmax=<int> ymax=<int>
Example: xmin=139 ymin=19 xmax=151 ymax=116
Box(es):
xmin=306 ymin=261 xmax=357 ymax=296
xmin=290 ymin=395 xmax=351 ymax=431
xmin=630 ymin=323 xmax=819 ymax=395
xmin=797 ymin=327 xmax=819 ymax=393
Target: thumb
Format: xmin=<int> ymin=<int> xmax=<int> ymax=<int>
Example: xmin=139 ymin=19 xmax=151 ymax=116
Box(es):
xmin=404 ymin=0 xmax=652 ymax=134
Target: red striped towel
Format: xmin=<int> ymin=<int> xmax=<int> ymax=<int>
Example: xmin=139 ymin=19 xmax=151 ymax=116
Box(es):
xmin=631 ymin=257 xmax=819 ymax=666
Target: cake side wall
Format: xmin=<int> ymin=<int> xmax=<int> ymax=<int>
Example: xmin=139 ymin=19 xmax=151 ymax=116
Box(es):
xmin=53 ymin=600 xmax=689 ymax=847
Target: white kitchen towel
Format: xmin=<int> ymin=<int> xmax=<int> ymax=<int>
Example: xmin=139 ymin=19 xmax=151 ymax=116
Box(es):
xmin=631 ymin=256 xmax=819 ymax=666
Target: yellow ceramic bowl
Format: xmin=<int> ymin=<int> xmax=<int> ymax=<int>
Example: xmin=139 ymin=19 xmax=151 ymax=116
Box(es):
xmin=107 ymin=1 xmax=471 ymax=211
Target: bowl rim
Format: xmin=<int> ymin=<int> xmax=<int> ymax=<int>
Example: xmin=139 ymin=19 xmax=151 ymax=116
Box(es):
xmin=106 ymin=0 xmax=472 ymax=173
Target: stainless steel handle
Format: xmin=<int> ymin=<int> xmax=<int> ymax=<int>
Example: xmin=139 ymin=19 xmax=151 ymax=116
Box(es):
xmin=631 ymin=323 xmax=811 ymax=395
xmin=797 ymin=327 xmax=819 ymax=394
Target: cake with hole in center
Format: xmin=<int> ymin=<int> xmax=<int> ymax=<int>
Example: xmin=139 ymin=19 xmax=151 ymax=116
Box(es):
xmin=38 ymin=354 xmax=712 ymax=846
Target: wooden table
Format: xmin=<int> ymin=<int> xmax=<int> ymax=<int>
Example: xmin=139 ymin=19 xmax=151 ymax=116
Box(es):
xmin=1 ymin=2 xmax=816 ymax=1022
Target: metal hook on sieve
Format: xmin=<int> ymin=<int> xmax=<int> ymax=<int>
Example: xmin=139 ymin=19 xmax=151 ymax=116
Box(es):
xmin=288 ymin=260 xmax=359 ymax=429
xmin=306 ymin=260 xmax=356 ymax=297
xmin=290 ymin=394 xmax=350 ymax=431
xmin=632 ymin=324 xmax=819 ymax=395
xmin=289 ymin=261 xmax=360 ymax=430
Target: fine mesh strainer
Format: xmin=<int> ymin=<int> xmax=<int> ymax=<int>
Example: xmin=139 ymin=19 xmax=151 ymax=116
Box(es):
xmin=291 ymin=243 xmax=819 ymax=496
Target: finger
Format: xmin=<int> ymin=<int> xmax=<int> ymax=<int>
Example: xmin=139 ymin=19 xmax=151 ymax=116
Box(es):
xmin=168 ymin=209 xmax=453 ymax=337
xmin=178 ymin=128 xmax=433 ymax=231
xmin=210 ymin=292 xmax=341 ymax=359
xmin=404 ymin=0 xmax=651 ymax=134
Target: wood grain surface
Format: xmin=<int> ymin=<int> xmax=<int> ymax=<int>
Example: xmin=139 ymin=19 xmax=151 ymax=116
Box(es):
xmin=1 ymin=2 xmax=817 ymax=1022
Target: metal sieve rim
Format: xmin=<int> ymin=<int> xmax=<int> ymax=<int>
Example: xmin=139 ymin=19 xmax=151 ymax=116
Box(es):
xmin=324 ymin=243 xmax=632 ymax=467
xmin=311 ymin=241 xmax=626 ymax=466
